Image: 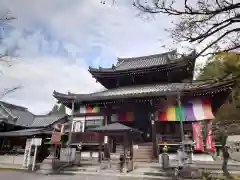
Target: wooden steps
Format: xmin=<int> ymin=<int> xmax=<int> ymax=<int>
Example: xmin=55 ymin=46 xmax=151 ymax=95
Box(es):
xmin=133 ymin=142 xmax=153 ymax=162
xmin=116 ymin=145 xmax=124 ymax=154
xmin=116 ymin=143 xmax=153 ymax=162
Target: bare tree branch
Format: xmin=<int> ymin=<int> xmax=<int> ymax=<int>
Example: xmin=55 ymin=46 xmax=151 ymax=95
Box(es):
xmin=0 ymin=12 xmax=19 ymax=98
xmin=0 ymin=86 xmax=22 ymax=100
xmin=0 ymin=11 xmax=15 ymax=63
xmin=134 ymin=0 xmax=240 ymax=57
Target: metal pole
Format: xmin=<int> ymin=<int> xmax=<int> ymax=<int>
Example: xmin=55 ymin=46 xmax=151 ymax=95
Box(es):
xmin=177 ymin=91 xmax=184 ymax=142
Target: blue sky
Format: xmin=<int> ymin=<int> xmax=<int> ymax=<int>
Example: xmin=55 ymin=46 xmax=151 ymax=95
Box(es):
xmin=0 ymin=0 xmax=189 ymax=114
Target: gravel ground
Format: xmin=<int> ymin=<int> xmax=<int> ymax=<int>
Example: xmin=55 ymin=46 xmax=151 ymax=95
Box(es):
xmin=0 ymin=171 xmax=154 ymax=180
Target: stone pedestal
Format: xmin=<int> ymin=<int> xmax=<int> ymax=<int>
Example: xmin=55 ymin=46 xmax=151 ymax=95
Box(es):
xmin=37 ymin=157 xmax=53 ymax=175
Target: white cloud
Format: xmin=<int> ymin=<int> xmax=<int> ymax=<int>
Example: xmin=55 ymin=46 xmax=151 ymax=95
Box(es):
xmin=0 ymin=0 xmax=175 ymax=114
xmin=0 ymin=57 xmax=102 ymax=114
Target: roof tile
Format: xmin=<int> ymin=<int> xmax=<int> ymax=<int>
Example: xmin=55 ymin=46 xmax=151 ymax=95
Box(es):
xmin=89 ymin=50 xmax=194 ymax=72
xmin=30 ymin=114 xmax=66 ymax=128
xmin=115 ymin=51 xmax=178 ymax=70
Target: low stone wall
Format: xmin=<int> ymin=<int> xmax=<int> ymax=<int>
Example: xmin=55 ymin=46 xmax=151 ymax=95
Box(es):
xmin=158 ymin=153 xmax=214 ymax=163
xmin=80 ymin=152 xmax=100 ymax=160
xmin=0 ymin=155 xmax=25 ymax=165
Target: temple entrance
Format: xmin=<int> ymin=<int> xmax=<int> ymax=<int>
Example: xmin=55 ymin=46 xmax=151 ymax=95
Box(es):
xmin=155 ymin=121 xmax=193 ymax=144
xmin=134 ymin=107 xmax=151 ymax=142
xmin=118 ymin=107 xmax=152 ymax=142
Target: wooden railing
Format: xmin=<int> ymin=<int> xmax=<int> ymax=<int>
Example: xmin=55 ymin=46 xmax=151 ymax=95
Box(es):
xmin=157 ymin=134 xmax=182 ymax=144
xmin=72 ymin=132 xmax=103 ymax=144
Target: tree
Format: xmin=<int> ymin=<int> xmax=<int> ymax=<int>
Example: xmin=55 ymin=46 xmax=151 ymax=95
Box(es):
xmin=199 ymin=52 xmax=240 ymax=109
xmin=133 ymin=0 xmax=240 ymax=57
xmin=198 ymin=52 xmax=240 ymax=178
xmin=0 ymin=11 xmax=15 ymax=59
xmin=58 ymin=104 xmax=66 ymax=114
xmin=50 ymin=104 xmax=59 ymax=114
xmin=49 ymin=104 xmax=66 ymax=115
xmin=0 ymin=12 xmax=20 ymax=98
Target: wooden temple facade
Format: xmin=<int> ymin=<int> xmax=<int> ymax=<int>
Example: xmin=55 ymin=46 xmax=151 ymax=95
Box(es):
xmin=53 ymin=50 xmax=236 ymax=161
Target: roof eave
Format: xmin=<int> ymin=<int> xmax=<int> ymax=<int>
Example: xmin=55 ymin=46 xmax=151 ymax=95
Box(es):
xmin=89 ymin=59 xmax=195 ymax=78
xmin=73 ymin=78 xmax=236 ymax=103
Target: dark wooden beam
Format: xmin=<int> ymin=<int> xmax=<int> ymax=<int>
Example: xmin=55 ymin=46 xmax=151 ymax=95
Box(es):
xmin=150 ymin=112 xmax=158 ymax=161
xmin=103 ymin=105 xmax=111 ymax=159
xmin=98 ymin=134 xmax=103 ymax=163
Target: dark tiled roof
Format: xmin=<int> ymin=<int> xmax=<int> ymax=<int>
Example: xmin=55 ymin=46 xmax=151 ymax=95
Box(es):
xmin=115 ymin=50 xmax=178 ymax=70
xmin=11 ymin=108 xmax=35 ymax=126
xmin=53 ymin=78 xmax=235 ymax=103
xmin=0 ymin=101 xmax=67 ymax=128
xmin=30 ymin=114 xmax=66 ymax=128
xmin=0 ymin=128 xmax=46 ymax=137
xmin=89 ymin=50 xmax=195 ymax=72
xmin=0 ymin=101 xmax=35 ymax=127
xmin=89 ymin=123 xmax=141 ymax=133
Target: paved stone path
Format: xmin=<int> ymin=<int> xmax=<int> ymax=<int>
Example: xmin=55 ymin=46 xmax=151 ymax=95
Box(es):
xmin=0 ymin=170 xmax=157 ymax=180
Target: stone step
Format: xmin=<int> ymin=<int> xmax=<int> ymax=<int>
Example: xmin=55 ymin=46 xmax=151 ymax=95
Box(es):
xmin=142 ymin=169 xmax=240 ymax=177
xmin=135 ymin=162 xmax=240 ymax=171
xmin=63 ymin=166 xmax=100 ymax=172
xmin=134 ymin=152 xmax=152 ymax=155
xmin=133 ymin=160 xmax=153 ymax=163
xmin=58 ymin=170 xmax=175 ymax=179
xmin=133 ymin=156 xmax=152 ymax=160
xmin=134 ymin=151 xmax=152 ymax=153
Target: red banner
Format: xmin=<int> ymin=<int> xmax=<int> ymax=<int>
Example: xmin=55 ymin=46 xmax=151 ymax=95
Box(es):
xmin=206 ymin=121 xmax=215 ymax=151
xmin=51 ymin=129 xmax=61 ymax=144
xmin=192 ymin=123 xmax=203 ymax=151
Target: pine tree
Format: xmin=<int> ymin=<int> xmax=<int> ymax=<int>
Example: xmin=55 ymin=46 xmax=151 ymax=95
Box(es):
xmin=58 ymin=104 xmax=66 ymax=114
xmin=49 ymin=104 xmax=66 ymax=115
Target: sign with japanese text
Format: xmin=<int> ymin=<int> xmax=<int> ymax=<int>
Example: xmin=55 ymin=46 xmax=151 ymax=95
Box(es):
xmin=22 ymin=139 xmax=32 ymax=168
xmin=206 ymin=121 xmax=215 ymax=151
xmin=192 ymin=123 xmax=203 ymax=151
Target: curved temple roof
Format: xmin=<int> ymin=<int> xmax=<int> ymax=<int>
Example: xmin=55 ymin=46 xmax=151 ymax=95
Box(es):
xmin=89 ymin=50 xmax=196 ymax=73
xmin=53 ymin=77 xmax=236 ymax=104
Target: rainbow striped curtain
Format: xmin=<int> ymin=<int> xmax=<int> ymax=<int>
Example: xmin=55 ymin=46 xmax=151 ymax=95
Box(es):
xmin=156 ymin=98 xmax=215 ymax=121
xmin=111 ymin=112 xmax=134 ymax=121
xmin=79 ymin=105 xmax=103 ymax=113
xmin=118 ymin=112 xmax=134 ymax=121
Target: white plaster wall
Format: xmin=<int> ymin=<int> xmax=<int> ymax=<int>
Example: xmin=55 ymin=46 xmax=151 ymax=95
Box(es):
xmin=0 ymin=155 xmax=26 ymax=165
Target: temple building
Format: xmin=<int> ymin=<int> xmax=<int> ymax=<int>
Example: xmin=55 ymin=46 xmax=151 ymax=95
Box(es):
xmin=53 ymin=50 xmax=236 ymax=161
xmin=0 ymin=101 xmax=67 ymax=157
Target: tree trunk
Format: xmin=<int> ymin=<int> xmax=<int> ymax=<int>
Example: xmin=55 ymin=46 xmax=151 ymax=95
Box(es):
xmin=221 ymin=133 xmax=232 ymax=178
xmin=222 ymin=146 xmax=230 ymax=177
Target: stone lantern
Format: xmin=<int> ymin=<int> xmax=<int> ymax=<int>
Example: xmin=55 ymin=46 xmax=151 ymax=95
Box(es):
xmin=182 ymin=134 xmax=194 ymax=163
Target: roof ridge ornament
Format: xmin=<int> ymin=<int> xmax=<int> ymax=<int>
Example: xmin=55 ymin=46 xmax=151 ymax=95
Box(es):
xmin=112 ymin=64 xmax=116 ymax=70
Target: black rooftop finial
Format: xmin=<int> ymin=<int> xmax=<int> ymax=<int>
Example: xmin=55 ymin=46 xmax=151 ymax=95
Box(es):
xmin=112 ymin=64 xmax=116 ymax=70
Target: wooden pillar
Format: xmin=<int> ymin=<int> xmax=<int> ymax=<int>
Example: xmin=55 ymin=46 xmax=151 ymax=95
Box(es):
xmin=177 ymin=92 xmax=184 ymax=142
xmin=123 ymin=133 xmax=127 ymax=173
xmin=150 ymin=112 xmax=158 ymax=160
xmin=129 ymin=137 xmax=133 ymax=160
xmin=98 ymin=134 xmax=103 ymax=163
xmin=103 ymin=106 xmax=111 ymax=159
xmin=129 ymin=136 xmax=134 ymax=171
xmin=103 ymin=115 xmax=108 ymax=159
